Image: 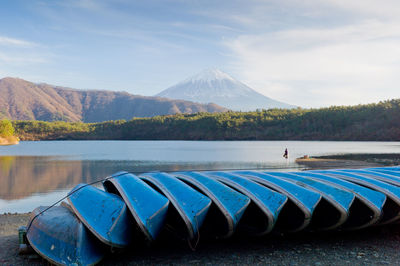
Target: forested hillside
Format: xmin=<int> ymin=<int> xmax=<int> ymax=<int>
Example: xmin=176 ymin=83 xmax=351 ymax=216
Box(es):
xmin=12 ymin=99 xmax=400 ymax=141
xmin=0 ymin=77 xmax=227 ymax=122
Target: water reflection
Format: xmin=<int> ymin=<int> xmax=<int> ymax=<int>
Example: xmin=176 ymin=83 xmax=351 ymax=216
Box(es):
xmin=0 ymin=155 xmax=289 ymax=202
xmin=3 ymin=140 xmax=399 ymax=213
xmin=0 ymin=189 xmax=70 ymax=213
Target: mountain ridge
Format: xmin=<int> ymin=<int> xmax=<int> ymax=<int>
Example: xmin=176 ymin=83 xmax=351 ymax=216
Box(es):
xmin=0 ymin=77 xmax=227 ymax=122
xmin=156 ymin=69 xmax=296 ymax=111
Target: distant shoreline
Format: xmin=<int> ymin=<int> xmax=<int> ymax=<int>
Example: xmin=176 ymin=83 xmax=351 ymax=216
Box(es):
xmin=295 ymin=153 xmax=400 ymax=169
xmin=0 ymin=136 xmax=19 ymax=146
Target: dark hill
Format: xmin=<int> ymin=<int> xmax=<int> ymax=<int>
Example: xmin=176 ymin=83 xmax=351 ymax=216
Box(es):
xmin=0 ymin=77 xmax=227 ymax=122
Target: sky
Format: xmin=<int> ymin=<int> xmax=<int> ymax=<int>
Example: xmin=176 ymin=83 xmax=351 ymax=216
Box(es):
xmin=1 ymin=0 xmax=400 ymax=108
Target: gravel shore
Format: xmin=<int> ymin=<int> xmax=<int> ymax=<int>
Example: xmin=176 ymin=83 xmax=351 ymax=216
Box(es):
xmin=0 ymin=213 xmax=43 ymax=265
xmin=2 ymin=158 xmax=400 ymax=265
xmin=2 ymin=213 xmax=400 ymax=265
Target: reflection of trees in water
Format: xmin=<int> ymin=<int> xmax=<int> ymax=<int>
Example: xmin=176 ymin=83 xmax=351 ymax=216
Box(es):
xmin=0 ymin=156 xmax=15 ymax=176
xmin=0 ymin=156 xmax=84 ymax=200
xmin=0 ymin=156 xmax=270 ymax=200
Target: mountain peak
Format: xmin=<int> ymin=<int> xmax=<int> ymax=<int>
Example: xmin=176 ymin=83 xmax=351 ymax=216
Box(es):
xmin=0 ymin=77 xmax=35 ymax=88
xmin=181 ymin=68 xmax=236 ymax=84
xmin=157 ymin=69 xmax=296 ymax=111
xmin=1 ymin=77 xmax=27 ymax=83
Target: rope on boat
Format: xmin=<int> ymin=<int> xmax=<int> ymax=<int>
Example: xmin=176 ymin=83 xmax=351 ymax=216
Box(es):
xmin=25 ymin=172 xmax=128 ymax=235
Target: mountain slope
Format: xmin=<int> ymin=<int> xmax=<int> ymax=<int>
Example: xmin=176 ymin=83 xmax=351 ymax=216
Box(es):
xmin=0 ymin=77 xmax=227 ymax=122
xmin=0 ymin=78 xmax=82 ymax=121
xmin=156 ymin=69 xmax=296 ymax=111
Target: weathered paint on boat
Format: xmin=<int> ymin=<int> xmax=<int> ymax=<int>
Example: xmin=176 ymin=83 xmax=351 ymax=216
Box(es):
xmin=293 ymin=171 xmax=385 ymax=229
xmin=369 ymin=169 xmax=400 ymax=177
xmin=340 ymin=169 xmax=400 ymax=186
xmin=173 ymin=171 xmax=251 ymax=238
xmin=368 ymin=166 xmax=400 ymax=172
xmin=233 ymin=170 xmax=321 ymax=232
xmin=264 ymin=172 xmax=355 ymax=230
xmin=204 ymin=171 xmax=288 ymax=236
xmin=26 ymin=205 xmax=104 ymax=266
xmin=139 ymin=172 xmax=212 ymax=240
xmin=304 ymin=171 xmax=386 ymax=211
xmin=67 ymin=184 xmax=132 ymax=247
xmin=103 ymin=172 xmax=169 ymax=242
xmin=316 ymin=170 xmax=400 ymax=224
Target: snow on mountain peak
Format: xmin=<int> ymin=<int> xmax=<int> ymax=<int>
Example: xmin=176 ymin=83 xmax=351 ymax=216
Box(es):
xmin=156 ymin=68 xmax=296 ymax=111
xmin=181 ymin=68 xmax=236 ymax=84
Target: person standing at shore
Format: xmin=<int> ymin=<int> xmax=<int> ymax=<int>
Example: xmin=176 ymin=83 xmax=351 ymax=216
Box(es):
xmin=283 ymin=148 xmax=288 ymax=159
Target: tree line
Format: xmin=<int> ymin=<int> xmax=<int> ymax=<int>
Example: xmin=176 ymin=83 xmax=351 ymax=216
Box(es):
xmin=11 ymin=99 xmax=400 ymax=141
xmin=0 ymin=119 xmax=15 ymax=138
xmin=0 ymin=119 xmax=19 ymax=145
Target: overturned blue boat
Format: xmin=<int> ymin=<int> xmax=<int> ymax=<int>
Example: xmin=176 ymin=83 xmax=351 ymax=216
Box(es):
xmin=203 ymin=171 xmax=287 ymax=236
xmin=292 ymin=171 xmax=386 ymax=229
xmin=173 ymin=171 xmax=250 ymax=238
xmin=139 ymin=172 xmax=212 ymax=241
xmin=67 ymin=183 xmax=133 ymax=248
xmin=314 ymin=169 xmax=400 ymax=224
xmin=233 ymin=170 xmax=321 ymax=232
xmin=25 ymin=166 xmax=400 ymax=265
xmin=103 ymin=172 xmax=169 ymax=242
xmin=26 ymin=204 xmax=104 ymax=266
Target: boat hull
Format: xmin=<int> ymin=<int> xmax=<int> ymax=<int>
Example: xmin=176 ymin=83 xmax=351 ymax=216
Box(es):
xmin=139 ymin=172 xmax=212 ymax=241
xmin=265 ymin=172 xmax=355 ymax=230
xmin=295 ymin=171 xmax=386 ymax=229
xmin=103 ymin=172 xmax=169 ymax=242
xmin=67 ymin=183 xmax=133 ymax=248
xmin=173 ymin=171 xmax=251 ymax=238
xmin=26 ymin=205 xmax=104 ymax=266
xmin=315 ymin=170 xmax=400 ymax=224
xmin=204 ymin=171 xmax=288 ymax=236
xmin=233 ymin=171 xmax=322 ymax=232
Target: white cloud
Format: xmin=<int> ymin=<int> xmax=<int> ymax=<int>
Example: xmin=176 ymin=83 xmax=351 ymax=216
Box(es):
xmin=316 ymin=0 xmax=400 ymax=18
xmin=0 ymin=52 xmax=48 ymax=65
xmin=0 ymin=36 xmax=36 ymax=47
xmin=224 ymin=3 xmax=400 ymax=107
xmin=0 ymin=36 xmax=47 ymax=66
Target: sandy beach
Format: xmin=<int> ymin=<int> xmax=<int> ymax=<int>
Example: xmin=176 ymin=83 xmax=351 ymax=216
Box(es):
xmin=2 ymin=158 xmax=400 ymax=265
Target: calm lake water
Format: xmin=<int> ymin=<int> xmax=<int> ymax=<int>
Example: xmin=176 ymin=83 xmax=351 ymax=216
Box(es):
xmin=1 ymin=140 xmax=400 ymax=213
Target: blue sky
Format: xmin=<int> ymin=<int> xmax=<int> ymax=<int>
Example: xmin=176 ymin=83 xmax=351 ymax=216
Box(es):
xmin=1 ymin=0 xmax=400 ymax=107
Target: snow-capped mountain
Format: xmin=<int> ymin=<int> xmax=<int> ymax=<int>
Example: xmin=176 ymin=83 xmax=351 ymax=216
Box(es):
xmin=156 ymin=69 xmax=295 ymax=111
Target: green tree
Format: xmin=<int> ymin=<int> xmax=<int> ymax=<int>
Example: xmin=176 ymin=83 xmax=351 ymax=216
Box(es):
xmin=0 ymin=119 xmax=15 ymax=137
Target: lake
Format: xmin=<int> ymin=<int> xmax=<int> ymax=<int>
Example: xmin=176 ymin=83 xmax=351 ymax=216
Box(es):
xmin=1 ymin=140 xmax=400 ymax=213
